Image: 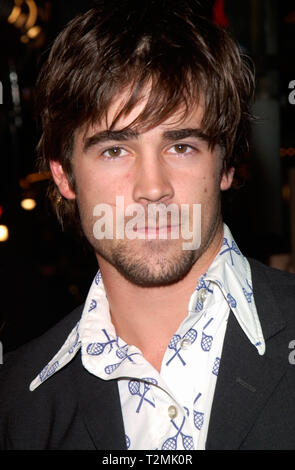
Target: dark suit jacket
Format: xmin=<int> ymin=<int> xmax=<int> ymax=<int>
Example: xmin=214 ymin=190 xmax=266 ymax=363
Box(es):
xmin=0 ymin=258 xmax=295 ymax=450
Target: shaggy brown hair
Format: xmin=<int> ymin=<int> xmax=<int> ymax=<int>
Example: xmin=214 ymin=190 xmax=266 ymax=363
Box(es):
xmin=36 ymin=0 xmax=255 ymax=227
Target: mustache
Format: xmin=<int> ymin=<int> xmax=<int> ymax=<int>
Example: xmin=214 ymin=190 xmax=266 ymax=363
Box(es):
xmin=118 ymin=202 xmax=190 ymax=227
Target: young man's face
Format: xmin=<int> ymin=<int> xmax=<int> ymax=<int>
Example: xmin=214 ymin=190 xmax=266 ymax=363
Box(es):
xmin=51 ymin=90 xmax=233 ymax=286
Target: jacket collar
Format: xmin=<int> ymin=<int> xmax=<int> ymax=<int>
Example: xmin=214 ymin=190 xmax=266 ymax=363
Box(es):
xmin=69 ymin=354 xmax=127 ymax=450
xmin=206 ymin=258 xmax=287 ymax=449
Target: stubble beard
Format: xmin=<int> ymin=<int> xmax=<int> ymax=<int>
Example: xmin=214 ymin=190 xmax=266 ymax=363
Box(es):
xmin=93 ymin=237 xmax=198 ymax=287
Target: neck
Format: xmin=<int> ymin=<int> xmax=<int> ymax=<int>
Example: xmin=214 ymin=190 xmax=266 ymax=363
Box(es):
xmin=96 ymin=224 xmax=224 ymax=371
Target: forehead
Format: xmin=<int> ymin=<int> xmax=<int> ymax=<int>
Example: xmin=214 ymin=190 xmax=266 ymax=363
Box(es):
xmin=79 ymin=85 xmax=205 ymax=141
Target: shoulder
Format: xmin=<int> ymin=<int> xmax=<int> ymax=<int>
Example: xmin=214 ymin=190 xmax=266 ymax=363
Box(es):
xmin=0 ymin=304 xmax=84 ymax=447
xmin=0 ymin=303 xmax=83 ymax=379
xmin=248 ymin=257 xmax=295 ymax=327
xmin=248 ymin=257 xmax=295 ymax=286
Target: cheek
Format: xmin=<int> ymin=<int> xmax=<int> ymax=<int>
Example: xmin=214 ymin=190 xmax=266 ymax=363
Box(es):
xmin=74 ymin=165 xmax=131 ymax=212
xmin=200 ymin=173 xmax=219 ymax=198
xmin=176 ymin=172 xmax=216 ymax=205
xmin=73 ymin=166 xmax=103 ymax=217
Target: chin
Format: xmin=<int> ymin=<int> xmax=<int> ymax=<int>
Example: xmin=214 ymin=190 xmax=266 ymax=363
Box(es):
xmin=94 ymin=238 xmax=199 ymax=287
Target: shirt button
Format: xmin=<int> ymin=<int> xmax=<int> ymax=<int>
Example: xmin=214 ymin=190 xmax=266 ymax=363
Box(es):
xmin=179 ymin=338 xmax=192 ymax=350
xmin=198 ymin=288 xmax=207 ymax=303
xmin=168 ymin=405 xmax=178 ymax=419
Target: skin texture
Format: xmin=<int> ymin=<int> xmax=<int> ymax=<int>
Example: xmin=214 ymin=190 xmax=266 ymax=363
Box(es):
xmin=50 ymin=91 xmax=234 ymax=370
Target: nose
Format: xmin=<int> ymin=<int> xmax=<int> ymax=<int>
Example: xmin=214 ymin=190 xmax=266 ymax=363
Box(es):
xmin=132 ymin=153 xmax=174 ymax=205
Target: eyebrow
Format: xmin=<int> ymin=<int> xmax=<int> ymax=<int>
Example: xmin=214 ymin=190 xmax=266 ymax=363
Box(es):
xmin=163 ymin=128 xmax=210 ymax=142
xmin=83 ymin=129 xmax=139 ymax=151
xmin=83 ymin=128 xmax=211 ymax=152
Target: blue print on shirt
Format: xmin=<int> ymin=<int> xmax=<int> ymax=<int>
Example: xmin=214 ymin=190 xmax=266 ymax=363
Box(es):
xmin=219 ymin=238 xmax=241 ymax=265
xmin=212 ymin=357 xmax=220 ymax=376
xmin=166 ymin=328 xmax=198 ymax=366
xmin=161 ymin=417 xmax=194 ymax=450
xmin=69 ymin=321 xmax=80 ymax=354
xmin=201 ymin=318 xmax=214 ymax=352
xmin=88 ymin=299 xmax=97 ymax=312
xmin=227 ymin=293 xmax=237 ymax=308
xmin=86 ymin=329 xmax=119 ymax=355
xmin=128 ymin=377 xmax=157 ymax=413
xmin=194 ymin=275 xmax=213 ymax=312
xmin=195 ymin=298 xmax=204 ymax=312
xmin=39 ymin=361 xmax=59 ymax=383
xmin=243 ymin=279 xmax=253 ymax=303
xmin=105 ymin=345 xmax=140 ymax=375
xmin=196 ymin=276 xmax=214 ymax=294
xmin=125 ymin=434 xmax=131 ymax=449
xmin=95 ymin=271 xmax=102 ymax=285
xmin=193 ymin=393 xmax=204 ymax=430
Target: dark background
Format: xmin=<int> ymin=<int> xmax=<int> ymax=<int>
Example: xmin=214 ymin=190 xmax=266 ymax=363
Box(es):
xmin=0 ymin=0 xmax=294 ymax=352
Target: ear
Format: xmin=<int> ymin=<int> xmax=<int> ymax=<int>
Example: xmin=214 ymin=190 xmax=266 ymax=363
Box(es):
xmin=220 ymin=166 xmax=235 ymax=191
xmin=50 ymin=160 xmax=76 ymax=200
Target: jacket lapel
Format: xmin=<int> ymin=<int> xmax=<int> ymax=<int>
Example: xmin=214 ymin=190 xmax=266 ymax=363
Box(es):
xmin=71 ymin=356 xmax=127 ymax=450
xmin=206 ymin=259 xmax=287 ymax=449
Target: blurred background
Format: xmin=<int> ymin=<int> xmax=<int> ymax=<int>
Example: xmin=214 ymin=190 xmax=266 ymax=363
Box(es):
xmin=0 ymin=0 xmax=294 ymax=352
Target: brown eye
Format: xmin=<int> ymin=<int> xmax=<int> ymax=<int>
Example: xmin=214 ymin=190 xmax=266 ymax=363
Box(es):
xmin=107 ymin=147 xmax=122 ymax=157
xmin=102 ymin=146 xmax=128 ymax=159
xmin=173 ymin=144 xmax=189 ymax=153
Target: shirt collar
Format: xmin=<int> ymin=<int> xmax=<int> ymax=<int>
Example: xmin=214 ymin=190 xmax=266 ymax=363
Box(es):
xmin=30 ymin=223 xmax=265 ymax=392
xmin=191 ymin=224 xmax=265 ymax=355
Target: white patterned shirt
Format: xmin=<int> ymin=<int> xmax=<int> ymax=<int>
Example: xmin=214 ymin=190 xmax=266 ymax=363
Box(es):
xmin=30 ymin=224 xmax=265 ymax=450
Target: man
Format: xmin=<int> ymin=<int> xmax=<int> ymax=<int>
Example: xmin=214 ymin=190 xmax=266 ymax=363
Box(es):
xmin=1 ymin=0 xmax=295 ymax=450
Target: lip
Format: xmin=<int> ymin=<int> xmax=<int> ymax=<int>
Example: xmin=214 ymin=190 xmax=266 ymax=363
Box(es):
xmin=135 ymin=225 xmax=180 ymax=236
